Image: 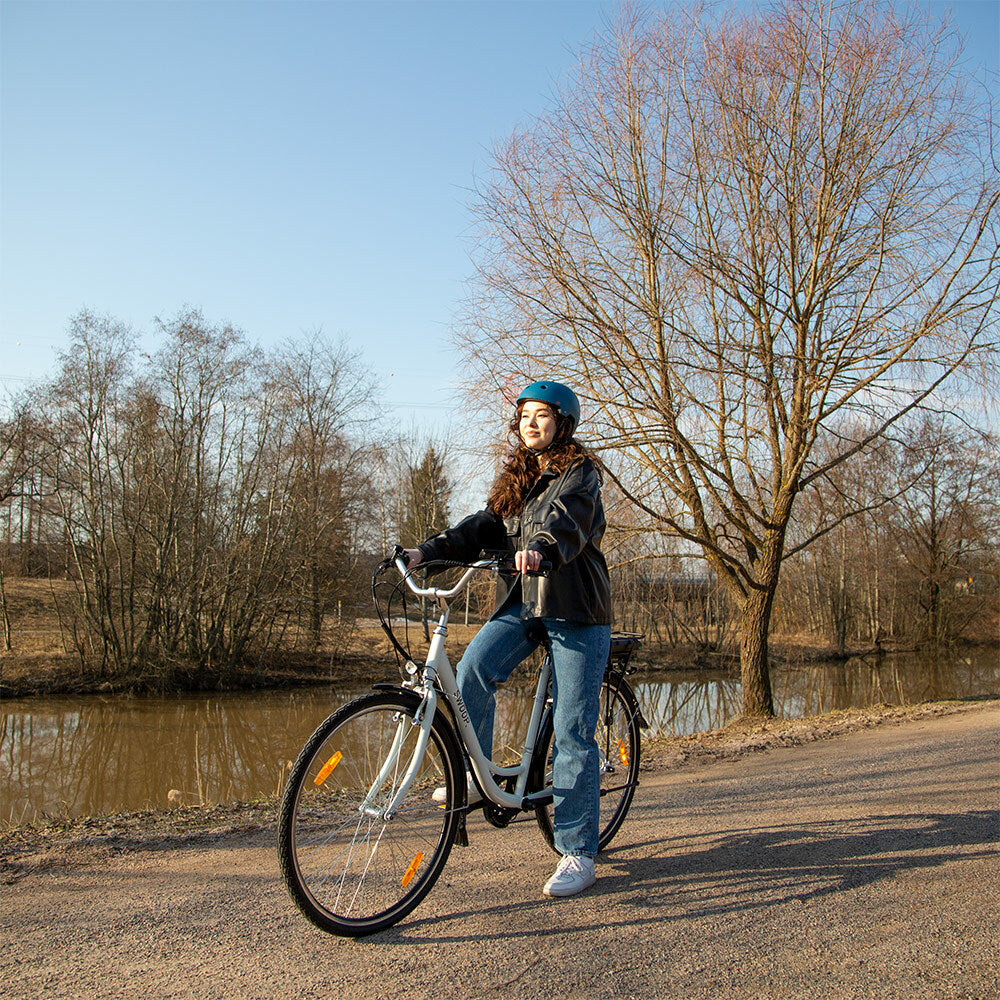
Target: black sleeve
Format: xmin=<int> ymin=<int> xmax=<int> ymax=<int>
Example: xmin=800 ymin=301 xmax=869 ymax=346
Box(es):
xmin=416 ymin=509 xmax=506 ymax=565
xmin=525 ymin=461 xmax=600 ymax=570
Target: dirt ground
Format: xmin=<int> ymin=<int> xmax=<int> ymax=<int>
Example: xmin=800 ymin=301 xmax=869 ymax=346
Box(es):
xmin=2 ymin=699 xmax=997 ymax=1000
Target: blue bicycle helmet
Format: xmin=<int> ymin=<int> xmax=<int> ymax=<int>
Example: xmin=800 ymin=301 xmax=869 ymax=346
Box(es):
xmin=516 ymin=380 xmax=581 ymax=430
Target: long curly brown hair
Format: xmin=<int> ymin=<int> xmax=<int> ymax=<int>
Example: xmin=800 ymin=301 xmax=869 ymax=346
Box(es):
xmin=486 ymin=405 xmax=594 ymax=517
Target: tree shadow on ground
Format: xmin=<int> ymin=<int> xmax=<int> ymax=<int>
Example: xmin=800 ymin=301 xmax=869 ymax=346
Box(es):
xmin=387 ymin=808 xmax=998 ymax=944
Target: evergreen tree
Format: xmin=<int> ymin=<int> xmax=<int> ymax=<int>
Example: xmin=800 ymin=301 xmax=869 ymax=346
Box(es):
xmin=400 ymin=446 xmax=451 ymax=547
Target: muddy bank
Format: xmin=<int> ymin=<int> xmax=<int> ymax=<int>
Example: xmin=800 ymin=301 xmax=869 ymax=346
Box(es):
xmin=0 ymin=650 xmax=392 ymax=699
xmin=6 ymin=631 xmax=990 ymax=700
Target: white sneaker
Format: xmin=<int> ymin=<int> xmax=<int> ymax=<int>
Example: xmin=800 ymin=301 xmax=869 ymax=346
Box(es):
xmin=431 ymin=772 xmax=482 ymax=807
xmin=542 ymin=855 xmax=596 ymax=897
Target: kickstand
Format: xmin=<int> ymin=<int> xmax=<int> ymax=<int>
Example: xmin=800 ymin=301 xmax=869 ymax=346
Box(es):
xmin=455 ymin=811 xmax=469 ymax=847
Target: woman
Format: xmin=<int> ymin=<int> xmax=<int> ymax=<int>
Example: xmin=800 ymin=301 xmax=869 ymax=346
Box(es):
xmin=403 ymin=380 xmax=611 ymax=898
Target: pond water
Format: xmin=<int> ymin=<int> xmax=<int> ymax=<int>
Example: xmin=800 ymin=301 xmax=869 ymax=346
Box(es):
xmin=1 ymin=647 xmax=996 ymax=824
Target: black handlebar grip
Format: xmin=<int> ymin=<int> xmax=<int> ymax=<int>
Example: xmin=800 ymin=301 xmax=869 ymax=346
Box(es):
xmin=524 ymin=559 xmax=552 ymax=577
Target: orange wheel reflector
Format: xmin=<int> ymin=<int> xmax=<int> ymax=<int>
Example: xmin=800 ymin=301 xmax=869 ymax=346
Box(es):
xmin=617 ymin=740 xmax=629 ymax=766
xmin=401 ymin=852 xmax=424 ymax=888
xmin=314 ymin=751 xmax=343 ymax=786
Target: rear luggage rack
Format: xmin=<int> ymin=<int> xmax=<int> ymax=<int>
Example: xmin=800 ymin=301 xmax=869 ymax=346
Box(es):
xmin=608 ymin=631 xmax=644 ymax=673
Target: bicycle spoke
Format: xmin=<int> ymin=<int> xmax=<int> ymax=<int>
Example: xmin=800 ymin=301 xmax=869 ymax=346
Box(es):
xmin=278 ymin=692 xmax=460 ymax=935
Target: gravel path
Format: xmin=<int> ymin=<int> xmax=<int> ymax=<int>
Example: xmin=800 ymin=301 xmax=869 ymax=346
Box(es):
xmin=3 ymin=701 xmax=998 ymax=1000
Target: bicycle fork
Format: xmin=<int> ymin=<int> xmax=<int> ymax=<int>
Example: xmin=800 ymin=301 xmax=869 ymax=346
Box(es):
xmin=358 ymin=686 xmax=438 ymax=822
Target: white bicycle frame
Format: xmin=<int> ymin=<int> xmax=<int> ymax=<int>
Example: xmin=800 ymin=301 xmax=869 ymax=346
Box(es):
xmin=370 ymin=557 xmax=553 ymax=821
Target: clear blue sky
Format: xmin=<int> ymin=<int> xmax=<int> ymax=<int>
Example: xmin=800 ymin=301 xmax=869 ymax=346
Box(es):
xmin=2 ymin=0 xmax=998 ymax=429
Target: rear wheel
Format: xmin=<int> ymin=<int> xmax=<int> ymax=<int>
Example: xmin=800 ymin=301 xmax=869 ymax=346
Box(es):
xmin=532 ymin=677 xmax=641 ymax=854
xmin=277 ymin=690 xmax=463 ymax=936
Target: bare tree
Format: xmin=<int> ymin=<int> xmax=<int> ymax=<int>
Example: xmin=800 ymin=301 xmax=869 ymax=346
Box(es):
xmin=889 ymin=416 xmax=999 ymax=644
xmin=28 ymin=310 xmax=360 ymax=684
xmin=38 ymin=311 xmax=141 ymax=676
xmin=775 ymin=428 xmax=900 ymax=652
xmin=267 ymin=332 xmax=376 ymax=648
xmin=461 ymin=0 xmax=999 ymax=716
xmin=0 ymin=404 xmax=50 ymax=655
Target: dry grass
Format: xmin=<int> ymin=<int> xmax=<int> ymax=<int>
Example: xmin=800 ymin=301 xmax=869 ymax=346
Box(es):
xmin=0 ymin=576 xmax=486 ymax=696
xmin=3 ymin=577 xmax=73 ymax=655
xmin=5 ymin=575 xmax=992 ymax=696
xmin=1 ymin=578 xmax=80 ymax=689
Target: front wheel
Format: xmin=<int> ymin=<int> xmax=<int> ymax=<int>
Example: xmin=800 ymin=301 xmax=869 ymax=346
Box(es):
xmin=531 ymin=677 xmax=641 ymax=854
xmin=277 ymin=690 xmax=463 ymax=936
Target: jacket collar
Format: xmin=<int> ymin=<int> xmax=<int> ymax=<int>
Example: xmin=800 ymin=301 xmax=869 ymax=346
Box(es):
xmin=524 ymin=463 xmax=561 ymax=503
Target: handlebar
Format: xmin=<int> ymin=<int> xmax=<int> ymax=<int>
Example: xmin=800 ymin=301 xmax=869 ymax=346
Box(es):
xmin=373 ymin=547 xmax=552 ymax=670
xmin=393 ymin=555 xmax=495 ymax=600
xmin=390 ymin=546 xmax=550 ymax=602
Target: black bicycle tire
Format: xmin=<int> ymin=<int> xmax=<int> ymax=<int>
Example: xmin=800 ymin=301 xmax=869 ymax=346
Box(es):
xmin=277 ymin=689 xmax=464 ymax=936
xmin=530 ymin=676 xmax=641 ymax=855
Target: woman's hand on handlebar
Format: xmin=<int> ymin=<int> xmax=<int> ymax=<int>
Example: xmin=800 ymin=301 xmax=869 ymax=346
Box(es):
xmin=514 ymin=549 xmax=544 ymax=574
xmin=401 ymin=548 xmax=422 ymax=568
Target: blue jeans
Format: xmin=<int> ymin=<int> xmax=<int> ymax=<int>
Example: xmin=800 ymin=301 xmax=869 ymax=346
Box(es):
xmin=455 ymin=604 xmax=611 ymax=858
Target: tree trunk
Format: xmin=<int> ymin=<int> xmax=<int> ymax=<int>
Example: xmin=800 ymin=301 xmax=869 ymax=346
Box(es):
xmin=739 ymin=587 xmax=777 ymax=718
xmin=0 ymin=557 xmax=11 ymax=657
xmin=834 ymin=525 xmax=848 ymax=656
xmin=309 ymin=551 xmax=322 ymax=649
xmin=926 ymin=579 xmax=941 ymax=645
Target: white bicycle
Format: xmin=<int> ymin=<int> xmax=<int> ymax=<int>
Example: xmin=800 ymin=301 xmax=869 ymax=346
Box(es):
xmin=277 ymin=549 xmax=644 ymax=936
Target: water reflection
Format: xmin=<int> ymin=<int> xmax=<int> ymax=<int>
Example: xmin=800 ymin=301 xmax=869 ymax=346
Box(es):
xmin=776 ymin=649 xmax=999 ymax=720
xmin=0 ymin=688 xmax=362 ymax=825
xmin=1 ymin=647 xmax=996 ymax=823
xmin=631 ymin=671 xmax=742 ymax=737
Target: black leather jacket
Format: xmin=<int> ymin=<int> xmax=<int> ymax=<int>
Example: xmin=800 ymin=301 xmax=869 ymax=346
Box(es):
xmin=416 ymin=457 xmax=611 ymax=625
